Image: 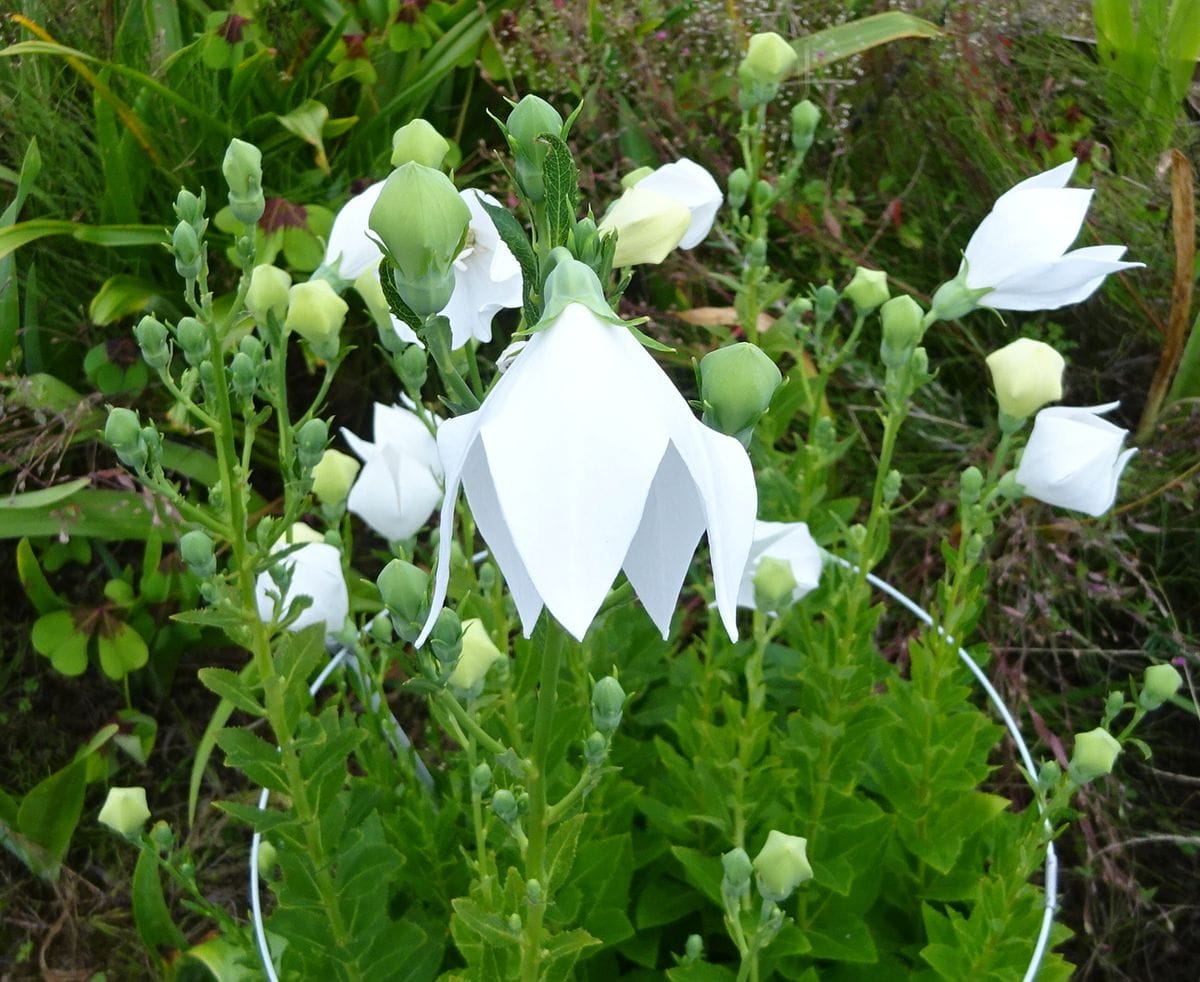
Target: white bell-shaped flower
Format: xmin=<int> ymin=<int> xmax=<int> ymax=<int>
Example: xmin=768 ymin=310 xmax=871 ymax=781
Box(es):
xmin=737 ymin=521 xmax=823 ymax=609
xmin=937 ymin=160 xmax=1142 ymax=313
xmin=254 ymin=523 xmax=349 ymax=636
xmin=326 ymin=184 xmax=521 ymax=348
xmin=1015 ymin=402 xmax=1137 ymax=516
xmin=417 ymin=256 xmax=757 ymax=645
xmin=342 ymin=402 xmax=442 ymax=541
xmin=633 ymin=158 xmax=723 ymax=249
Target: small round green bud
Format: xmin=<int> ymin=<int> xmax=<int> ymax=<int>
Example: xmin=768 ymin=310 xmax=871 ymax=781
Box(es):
xmin=448 ymin=619 xmax=506 ymax=695
xmin=1037 ymin=759 xmax=1062 ymax=790
xmin=526 ymin=878 xmax=543 ymax=905
xmin=745 ymin=237 xmax=768 ymax=269
xmin=996 ymin=470 xmax=1023 ymax=500
xmin=492 ymin=788 xmax=519 ymax=824
xmin=507 ymin=913 xmax=522 ymax=933
xmin=752 ymin=830 xmax=812 ymax=902
xmin=230 ymin=351 xmax=257 ymax=399
xmin=98 ymin=786 xmax=151 ymax=836
xmin=256 ymin=840 xmax=278 ymax=879
xmin=105 ymin=408 xmax=145 ymax=468
xmin=753 ymin=556 xmax=799 ymax=614
xmin=396 ymin=344 xmax=428 ymax=392
xmin=752 ymin=179 xmax=774 ymax=210
xmin=377 ymin=559 xmax=429 ymax=640
xmin=471 ymin=763 xmax=493 ymax=796
xmin=843 ymin=267 xmax=890 ymax=312
xmin=911 ymin=347 xmax=930 ymax=379
xmin=505 ymin=95 xmax=564 ymax=202
xmin=583 ymin=730 xmax=608 ymax=767
xmin=791 ymin=100 xmax=821 ymax=154
xmin=245 ymin=264 xmax=292 ymax=327
xmin=285 ymin=280 xmax=348 ymax=360
xmin=172 ymin=220 xmax=203 ymax=280
xmin=295 ymin=418 xmax=329 ymax=471
xmin=149 ymin=820 xmax=174 ymax=853
xmin=174 ymin=317 xmax=208 ymax=366
xmin=570 ymin=215 xmax=603 ymax=266
xmin=591 ymin=676 xmax=626 ymax=735
xmin=369 ymin=162 xmax=469 ymax=317
xmin=179 ymin=529 xmax=217 ymax=577
xmin=369 ymin=611 xmax=393 ymax=643
xmin=700 ymin=342 xmax=783 ymax=442
xmin=391 ymin=118 xmax=451 ymax=168
xmin=727 ymin=168 xmax=751 ymax=211
xmin=879 ymin=295 xmax=924 ymax=368
xmin=1140 ymin=663 xmax=1183 ymax=711
xmin=882 ymin=469 xmax=902 ymax=505
xmin=813 ymin=284 xmax=840 ymax=327
xmin=685 ymin=935 xmax=704 ymax=962
xmin=134 ymin=316 xmax=170 ymax=370
xmin=721 ymin=847 xmax=753 ymax=896
xmin=222 ymin=138 xmax=265 ymax=226
xmin=737 ymin=32 xmax=798 ymax=107
xmin=311 ymin=449 xmax=360 ymax=507
xmin=173 ymin=187 xmax=206 ymax=230
xmin=429 ymin=608 xmax=463 ymax=669
xmin=1068 ymin=727 xmax=1121 ymax=785
xmin=960 ymin=466 xmax=984 ymax=504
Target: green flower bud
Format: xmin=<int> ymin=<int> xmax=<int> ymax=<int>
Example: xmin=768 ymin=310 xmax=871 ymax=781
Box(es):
xmin=149 ymin=820 xmax=174 ymax=853
xmin=685 ymin=935 xmax=704 ymax=962
xmin=285 ymin=280 xmax=348 ymax=360
xmin=752 ymin=180 xmax=775 ymax=211
xmin=570 ymin=215 xmax=603 ymax=266
xmin=721 ymin=847 xmax=753 ymax=897
xmin=879 ymin=295 xmax=924 ymax=368
xmin=1140 ymin=663 xmax=1183 ymax=711
xmin=1068 ymin=727 xmax=1121 ymax=785
xmin=526 ymin=878 xmax=543 ymax=905
xmin=985 ymin=338 xmax=1065 ymax=419
xmin=960 ymin=466 xmax=983 ymax=505
xmin=369 ymin=611 xmax=393 ymax=643
xmin=471 ymin=762 xmax=493 ymax=796
xmin=172 ymin=220 xmax=203 ymax=280
xmin=599 ymin=185 xmax=692 ymax=267
xmin=105 ymin=408 xmax=146 ymax=469
xmin=505 ymin=95 xmax=564 ymax=202
xmin=256 ymin=840 xmax=278 ymax=879
xmin=295 ymin=418 xmax=328 ymax=471
xmin=377 ymin=559 xmax=429 ymax=640
xmin=369 ymin=162 xmax=470 ymax=317
xmin=175 ymin=316 xmax=209 ymax=366
xmin=737 ymin=31 xmax=798 ymax=107
xmin=1037 ymin=759 xmax=1063 ymax=790
xmin=430 ymin=608 xmax=463 ymax=669
xmin=727 ymin=167 xmax=751 ymax=211
xmin=239 ymin=334 xmax=264 ymax=363
xmin=591 ymin=676 xmax=626 ymax=735
xmin=98 ymin=786 xmax=151 ymax=836
xmin=179 ymin=529 xmax=217 ymax=577
xmin=583 ymin=730 xmax=608 ymax=767
xmin=929 ymin=272 xmax=992 ymax=322
xmin=882 ymin=468 xmax=902 ymax=505
xmin=173 ymin=187 xmax=207 ymax=232
xmin=134 ymin=315 xmax=170 ymax=370
xmin=222 ymin=138 xmax=265 ymax=226
xmin=391 ymin=118 xmax=451 ymax=168
xmin=492 ymin=788 xmax=519 ymax=824
xmin=311 ymin=449 xmax=360 ymax=506
xmin=791 ymin=100 xmax=821 ymax=154
xmin=245 ymin=264 xmax=292 ymax=327
xmin=621 ymin=165 xmax=655 ymax=189
xmin=229 ymin=351 xmax=257 ymax=399
xmin=843 ymin=266 xmax=890 ymax=312
xmin=396 ymin=344 xmax=428 ymax=392
xmin=813 ymin=284 xmax=840 ymax=327
xmin=449 ymin=618 xmax=506 ymax=695
xmin=745 ymin=238 xmax=768 ymax=269
xmin=753 ymin=830 xmax=812 ymax=902
xmin=753 ymin=556 xmax=799 ymax=614
xmin=700 ymin=342 xmax=783 ymax=443
xmin=996 ymin=470 xmax=1023 ymax=499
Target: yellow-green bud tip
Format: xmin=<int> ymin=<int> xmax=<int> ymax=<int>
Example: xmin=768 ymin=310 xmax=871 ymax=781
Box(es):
xmin=98 ymin=786 xmax=151 ymax=835
xmin=1069 ymin=727 xmax=1121 ymax=785
xmin=752 ymin=829 xmax=812 ymax=902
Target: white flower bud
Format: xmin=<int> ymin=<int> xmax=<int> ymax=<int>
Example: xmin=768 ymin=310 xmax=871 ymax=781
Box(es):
xmin=985 ymin=338 xmax=1065 ymax=418
xmin=98 ymin=786 xmax=151 ymax=835
xmin=752 ymin=830 xmax=812 ymax=902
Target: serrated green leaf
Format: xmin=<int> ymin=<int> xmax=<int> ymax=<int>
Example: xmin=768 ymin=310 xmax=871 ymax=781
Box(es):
xmin=540 ymin=133 xmax=579 ymax=249
xmin=544 ymin=812 xmax=586 ymax=893
xmin=215 ymin=728 xmax=287 ymax=794
xmin=478 ymin=197 xmax=540 ymax=326
xmin=451 ymin=897 xmax=520 ymax=948
xmin=378 ymin=257 xmax=422 ymax=335
xmin=198 ymin=667 xmax=265 ymax=718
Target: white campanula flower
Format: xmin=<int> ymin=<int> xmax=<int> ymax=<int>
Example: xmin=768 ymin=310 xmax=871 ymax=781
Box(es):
xmin=342 ymin=402 xmax=442 ymax=541
xmin=932 ymin=160 xmax=1142 ymax=316
xmin=632 ymin=158 xmax=723 ymax=249
xmin=737 ymin=521 xmax=823 ymax=610
xmin=325 ymin=184 xmax=521 ymax=347
xmin=254 ymin=523 xmax=349 ymax=636
xmin=416 ymin=256 xmax=757 ymax=645
xmin=1015 ymin=402 xmax=1136 ymax=516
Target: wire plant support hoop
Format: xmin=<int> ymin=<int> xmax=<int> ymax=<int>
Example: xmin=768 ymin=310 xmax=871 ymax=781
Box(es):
xmin=247 ymin=559 xmax=1058 ymax=981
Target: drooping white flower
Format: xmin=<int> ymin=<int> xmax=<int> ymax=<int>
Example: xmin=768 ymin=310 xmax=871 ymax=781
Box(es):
xmin=737 ymin=521 xmax=823 ymax=609
xmin=441 ymin=190 xmax=523 ymax=348
xmin=417 ymin=257 xmax=757 ymax=644
xmin=254 ymin=523 xmax=349 ymax=635
xmin=933 ymin=160 xmax=1142 ymax=315
xmin=633 ymin=158 xmax=723 ymax=249
xmin=342 ymin=402 xmax=442 ymax=541
xmin=1015 ymin=402 xmax=1136 ymax=516
xmin=326 ymin=184 xmax=521 ymax=348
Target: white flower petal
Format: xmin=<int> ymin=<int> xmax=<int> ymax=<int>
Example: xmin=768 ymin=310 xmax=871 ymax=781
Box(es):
xmin=325 ymin=182 xmax=385 ymax=279
xmin=984 ymin=246 xmax=1143 ymax=310
xmin=1002 ymin=158 xmax=1077 ymax=195
xmin=964 ymin=187 xmax=1094 ymax=289
xmin=737 ymin=521 xmax=823 ymax=608
xmin=636 ymin=158 xmax=723 ymax=249
xmin=255 ymin=542 xmax=348 ymax=635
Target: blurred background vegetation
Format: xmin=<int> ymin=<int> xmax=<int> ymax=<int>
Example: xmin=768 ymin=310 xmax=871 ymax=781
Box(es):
xmin=1 ymin=0 xmax=1197 ymax=978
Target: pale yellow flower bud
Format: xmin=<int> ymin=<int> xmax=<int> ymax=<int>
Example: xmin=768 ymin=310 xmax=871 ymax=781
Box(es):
xmin=985 ymin=338 xmax=1065 ymax=418
xmin=98 ymin=786 xmax=151 ymax=835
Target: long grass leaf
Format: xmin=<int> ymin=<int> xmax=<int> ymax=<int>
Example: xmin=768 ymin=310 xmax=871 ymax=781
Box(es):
xmin=0 ymin=488 xmax=177 ymax=540
xmin=0 ymin=138 xmax=41 ymax=368
xmin=792 ymin=11 xmax=941 ymax=73
xmin=0 ymin=219 xmax=167 ymax=263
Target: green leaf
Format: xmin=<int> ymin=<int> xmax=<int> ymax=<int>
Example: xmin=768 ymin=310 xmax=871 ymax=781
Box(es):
xmin=478 ymin=197 xmax=540 ymax=326
xmin=670 ymin=845 xmax=723 ymax=906
xmin=32 ymin=610 xmax=89 ymax=677
xmin=544 ymin=812 xmax=586 ymax=893
xmin=666 ymin=964 xmax=738 ymax=982
xmin=214 ymin=800 xmax=291 ymax=834
xmin=16 ymin=537 xmax=65 ymax=613
xmin=132 ymin=847 xmax=187 ymax=952
xmin=97 ymin=621 xmax=150 ymax=681
xmin=792 ymin=12 xmax=941 ymax=72
xmin=378 ymin=257 xmax=422 ymax=335
xmin=0 ymin=218 xmax=168 ymax=263
xmin=16 ymin=757 xmax=87 ymax=879
xmin=539 ymin=133 xmax=579 ymax=249
xmin=0 ymin=137 xmax=41 ymax=368
xmin=198 ymin=667 xmax=265 ymax=718
xmin=2 ymin=477 xmax=90 ymax=510
xmin=215 ymin=728 xmax=288 ymax=794
xmin=0 ymin=488 xmax=176 ymax=541
xmin=89 ymin=275 xmax=169 ymax=325
xmin=451 ymin=897 xmax=521 ymax=948
xmin=189 ymin=697 xmax=236 ymax=827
